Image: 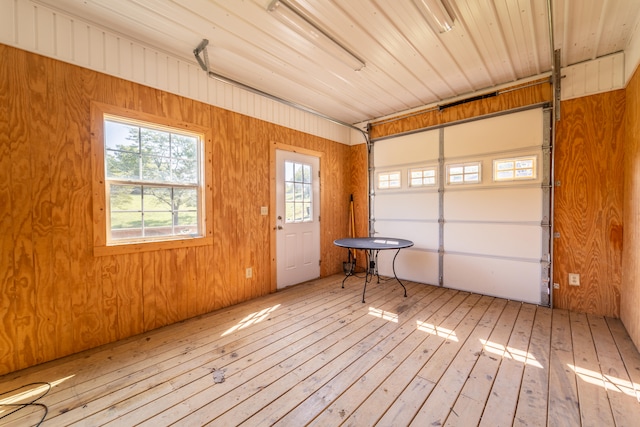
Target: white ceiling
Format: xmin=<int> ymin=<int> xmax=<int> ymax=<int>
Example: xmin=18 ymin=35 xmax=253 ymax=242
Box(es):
xmin=34 ymin=0 xmax=640 ymax=125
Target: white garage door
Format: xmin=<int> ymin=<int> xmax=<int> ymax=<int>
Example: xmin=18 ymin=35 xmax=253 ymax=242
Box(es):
xmin=372 ymin=108 xmax=551 ymax=305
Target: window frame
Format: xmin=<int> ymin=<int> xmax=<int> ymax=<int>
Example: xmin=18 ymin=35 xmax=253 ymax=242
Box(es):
xmin=408 ymin=166 xmax=438 ymax=188
xmin=91 ymin=102 xmax=213 ymax=256
xmin=493 ymin=155 xmax=538 ymax=182
xmin=446 ymin=161 xmax=482 ymax=185
xmin=377 ymin=170 xmax=402 ymax=190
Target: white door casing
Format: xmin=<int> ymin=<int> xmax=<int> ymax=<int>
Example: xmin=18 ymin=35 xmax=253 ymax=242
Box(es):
xmin=275 ymin=149 xmax=320 ymax=289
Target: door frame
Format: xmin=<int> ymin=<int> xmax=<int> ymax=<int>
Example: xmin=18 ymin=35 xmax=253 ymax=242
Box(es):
xmin=270 ymin=142 xmax=323 ymax=292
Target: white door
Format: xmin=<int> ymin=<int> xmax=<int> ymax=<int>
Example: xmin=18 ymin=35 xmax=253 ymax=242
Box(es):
xmin=276 ymin=150 xmax=320 ymax=289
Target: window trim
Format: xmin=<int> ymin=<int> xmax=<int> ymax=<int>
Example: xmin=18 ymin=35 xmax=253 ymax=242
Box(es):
xmin=91 ymin=102 xmax=213 ymax=256
xmin=493 ymin=155 xmax=538 ymax=182
xmin=377 ymin=170 xmax=402 ymax=190
xmin=446 ymin=161 xmax=482 ymax=185
xmin=408 ymin=166 xmax=438 ymax=188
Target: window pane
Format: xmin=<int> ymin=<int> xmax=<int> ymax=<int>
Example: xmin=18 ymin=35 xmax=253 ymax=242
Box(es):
xmin=285 ymin=202 xmax=294 ymax=222
xmin=294 ymin=183 xmax=303 ymax=201
xmin=106 ymin=150 xmax=140 ymax=179
xmin=303 ymin=183 xmax=311 ymax=202
xmin=144 ymin=211 xmax=173 ymax=236
xmin=497 ymin=170 xmax=514 ymax=179
xmin=141 ymin=153 xmax=171 ymax=182
xmin=285 ymin=161 xmax=294 ymax=182
xmin=303 ymin=164 xmax=311 ymax=183
xmin=464 ymin=165 xmax=479 ymax=173
xmin=175 ymin=211 xmax=198 ymax=235
xmin=110 ymin=184 xmax=141 ymax=211
xmin=174 ymin=188 xmax=198 ymax=210
xmin=465 ymin=173 xmax=479 ymax=182
xmin=172 ymin=158 xmax=198 ymax=183
xmin=294 ymin=203 xmax=303 ymax=222
xmin=516 ymin=169 xmax=534 ymax=178
xmin=105 ymin=121 xmax=139 ymax=151
xmin=516 ymin=159 xmax=533 ymax=168
xmin=171 ymin=134 xmax=197 ymax=159
xmin=143 ymin=187 xmax=172 ymax=211
xmin=497 ymin=161 xmax=514 ymax=170
xmin=141 ymin=128 xmax=170 ymax=156
xmin=450 ymin=166 xmax=463 ymax=175
xmin=110 ymin=212 xmax=142 ymax=238
xmin=450 ymin=174 xmax=463 ymax=183
xmin=294 ymin=163 xmax=303 ymax=182
xmin=285 ymin=183 xmax=294 ymax=202
xmin=303 ymin=202 xmax=311 ymax=221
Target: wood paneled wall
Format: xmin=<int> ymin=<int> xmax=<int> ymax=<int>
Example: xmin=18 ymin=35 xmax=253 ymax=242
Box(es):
xmin=553 ymin=91 xmax=625 ymax=317
xmin=369 ymin=79 xmax=552 ymax=140
xmin=622 ymin=66 xmax=640 ymax=349
xmin=0 ymin=44 xmax=354 ymax=376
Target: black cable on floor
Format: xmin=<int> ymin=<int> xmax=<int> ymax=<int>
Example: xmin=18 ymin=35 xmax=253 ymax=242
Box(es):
xmin=0 ymin=381 xmax=51 ymax=426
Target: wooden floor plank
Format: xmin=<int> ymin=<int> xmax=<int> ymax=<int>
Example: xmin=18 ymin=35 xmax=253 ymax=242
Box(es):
xmin=607 ymin=317 xmax=640 ymax=403
xmin=375 ymin=295 xmax=495 ymax=426
xmin=588 ymin=315 xmax=640 ymax=426
xmin=570 ymin=311 xmax=616 ymax=427
xmin=547 ymin=309 xmax=581 ymax=427
xmin=513 ymin=306 xmax=552 ymax=427
xmin=342 ymin=291 xmax=476 ymax=427
xmin=409 ymin=297 xmax=509 ymax=426
xmin=444 ymin=300 xmax=523 ymax=427
xmin=477 ymin=303 xmax=537 ymax=427
xmin=1 ymin=274 xmax=640 ymax=427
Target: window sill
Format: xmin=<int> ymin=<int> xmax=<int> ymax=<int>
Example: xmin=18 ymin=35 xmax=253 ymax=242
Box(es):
xmin=94 ymin=236 xmax=213 ymax=257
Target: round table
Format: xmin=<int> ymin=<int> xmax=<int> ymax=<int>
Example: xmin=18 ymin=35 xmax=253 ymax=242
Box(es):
xmin=333 ymin=237 xmax=414 ymax=303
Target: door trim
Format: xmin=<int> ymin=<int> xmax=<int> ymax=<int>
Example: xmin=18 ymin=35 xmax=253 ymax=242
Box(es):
xmin=270 ymin=142 xmax=323 ymax=292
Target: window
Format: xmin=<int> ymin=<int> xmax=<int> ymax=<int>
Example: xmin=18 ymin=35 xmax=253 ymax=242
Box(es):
xmin=447 ymin=162 xmax=481 ymax=185
xmin=493 ymin=156 xmax=537 ymax=181
xmin=105 ymin=117 xmax=202 ymax=241
xmin=409 ymin=166 xmax=437 ymax=187
xmin=377 ymin=171 xmax=402 ymax=189
xmin=284 ymin=160 xmax=313 ymax=223
xmin=91 ymin=102 xmax=213 ymax=255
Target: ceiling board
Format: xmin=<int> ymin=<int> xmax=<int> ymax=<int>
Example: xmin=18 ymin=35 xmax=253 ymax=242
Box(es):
xmin=34 ymin=0 xmax=640 ymax=124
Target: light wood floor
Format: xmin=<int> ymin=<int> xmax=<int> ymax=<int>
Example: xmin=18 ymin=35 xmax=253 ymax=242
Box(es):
xmin=2 ymin=274 xmax=640 ymax=426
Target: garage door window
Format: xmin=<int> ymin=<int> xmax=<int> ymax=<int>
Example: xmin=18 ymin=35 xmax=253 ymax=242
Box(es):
xmin=494 ymin=156 xmax=537 ymax=181
xmin=409 ymin=166 xmax=437 ymax=187
xmin=447 ymin=162 xmax=481 ymax=185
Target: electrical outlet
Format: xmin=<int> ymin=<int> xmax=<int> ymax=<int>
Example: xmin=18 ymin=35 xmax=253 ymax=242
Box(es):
xmin=553 ymin=283 xmax=560 ymax=289
xmin=260 ymin=206 xmax=268 ymax=215
xmin=568 ymin=273 xmax=580 ymax=286
xmin=246 ymin=267 xmax=253 ymax=279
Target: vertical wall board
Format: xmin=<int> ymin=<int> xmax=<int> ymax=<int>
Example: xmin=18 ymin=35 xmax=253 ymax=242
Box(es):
xmin=622 ymin=66 xmax=640 ymax=349
xmin=72 ymin=22 xmax=90 ymax=67
xmin=55 ymin=13 xmax=74 ymax=62
xmin=16 ymin=0 xmax=36 ymax=51
xmin=554 ymin=90 xmax=625 ymax=317
xmin=0 ymin=44 xmax=17 ymax=373
xmin=35 ymin=6 xmax=55 ymax=56
xmin=0 ymin=0 xmax=15 ymax=44
xmin=142 ymin=251 xmax=157 ymax=332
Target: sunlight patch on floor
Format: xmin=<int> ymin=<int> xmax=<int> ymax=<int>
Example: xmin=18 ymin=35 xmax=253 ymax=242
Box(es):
xmin=369 ymin=307 xmax=398 ymax=323
xmin=569 ymin=364 xmax=640 ymax=400
xmin=480 ymin=339 xmax=542 ymax=368
xmin=417 ymin=321 xmax=458 ymax=342
xmin=222 ymin=304 xmax=281 ymax=336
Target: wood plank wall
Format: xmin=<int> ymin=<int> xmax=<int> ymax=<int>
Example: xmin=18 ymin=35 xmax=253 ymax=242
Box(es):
xmin=0 ymin=44 xmax=354 ymax=376
xmin=553 ymin=91 xmax=625 ymax=317
xmin=622 ymin=65 xmax=640 ymax=349
xmin=365 ymin=77 xmax=626 ymax=320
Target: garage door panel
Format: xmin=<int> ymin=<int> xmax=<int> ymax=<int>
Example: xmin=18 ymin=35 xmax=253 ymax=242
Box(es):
xmin=374 ymin=192 xmax=439 ymax=220
xmin=374 ymin=130 xmax=439 ymax=167
xmin=377 ymin=249 xmax=439 ymax=285
xmin=444 ymin=188 xmax=542 ymax=222
xmin=374 ymin=221 xmax=438 ymax=250
xmin=444 ymin=108 xmax=543 ymax=157
xmin=444 ymin=223 xmax=542 ymax=259
xmin=444 ymin=254 xmax=541 ymax=304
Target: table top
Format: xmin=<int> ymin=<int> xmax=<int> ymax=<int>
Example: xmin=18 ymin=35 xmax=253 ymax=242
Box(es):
xmin=333 ymin=237 xmax=414 ymax=250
